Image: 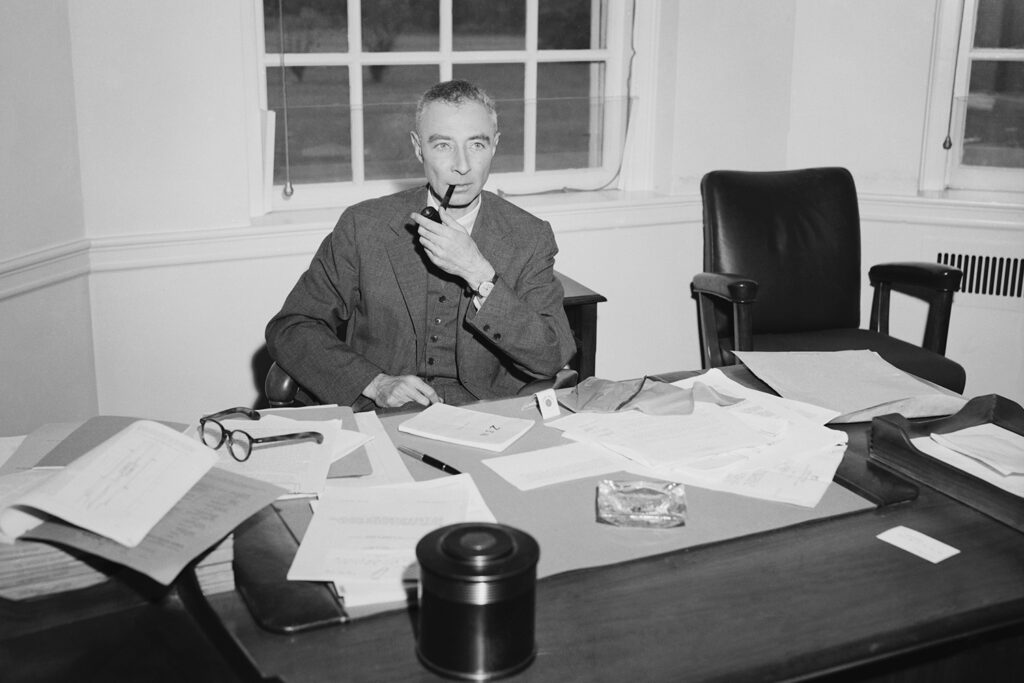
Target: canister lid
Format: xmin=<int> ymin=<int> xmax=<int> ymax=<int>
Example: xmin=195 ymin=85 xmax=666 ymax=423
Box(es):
xmin=417 ymin=523 xmax=539 ymax=582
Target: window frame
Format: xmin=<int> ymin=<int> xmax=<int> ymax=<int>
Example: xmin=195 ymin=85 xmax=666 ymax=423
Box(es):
xmin=921 ymin=0 xmax=1024 ymax=200
xmin=253 ymin=0 xmax=635 ymax=213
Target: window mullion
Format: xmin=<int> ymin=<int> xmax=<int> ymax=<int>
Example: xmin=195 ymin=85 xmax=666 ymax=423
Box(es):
xmin=349 ymin=0 xmax=365 ymax=183
xmin=523 ymin=0 xmax=538 ymax=174
xmin=440 ymin=0 xmax=453 ymax=81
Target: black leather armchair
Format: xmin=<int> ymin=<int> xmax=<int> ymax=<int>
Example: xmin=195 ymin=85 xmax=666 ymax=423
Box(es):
xmin=691 ymin=167 xmax=966 ymax=393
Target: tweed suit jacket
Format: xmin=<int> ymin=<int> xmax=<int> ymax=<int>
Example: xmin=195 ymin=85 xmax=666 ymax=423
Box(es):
xmin=266 ymin=186 xmax=577 ymax=407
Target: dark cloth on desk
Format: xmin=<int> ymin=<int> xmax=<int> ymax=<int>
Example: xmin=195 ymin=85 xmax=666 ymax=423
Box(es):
xmin=266 ymin=186 xmax=576 ymax=409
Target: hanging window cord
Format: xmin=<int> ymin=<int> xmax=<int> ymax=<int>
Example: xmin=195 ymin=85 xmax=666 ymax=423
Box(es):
xmin=943 ymin=0 xmax=967 ymax=151
xmin=497 ymin=3 xmax=639 ymax=199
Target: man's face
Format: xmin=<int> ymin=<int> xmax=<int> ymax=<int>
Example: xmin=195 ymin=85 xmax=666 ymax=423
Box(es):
xmin=411 ymin=99 xmax=499 ymax=210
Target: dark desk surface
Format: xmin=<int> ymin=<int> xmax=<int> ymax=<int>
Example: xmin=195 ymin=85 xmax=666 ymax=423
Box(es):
xmin=4 ymin=369 xmax=1024 ymax=682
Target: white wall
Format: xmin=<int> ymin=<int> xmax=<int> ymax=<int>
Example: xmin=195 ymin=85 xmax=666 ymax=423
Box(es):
xmin=0 ymin=0 xmax=96 ymax=435
xmin=1 ymin=0 xmax=1022 ymax=436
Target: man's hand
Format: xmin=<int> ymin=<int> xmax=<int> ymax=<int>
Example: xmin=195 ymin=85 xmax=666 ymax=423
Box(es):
xmin=411 ymin=209 xmax=494 ymax=290
xmin=363 ymin=373 xmax=442 ymax=409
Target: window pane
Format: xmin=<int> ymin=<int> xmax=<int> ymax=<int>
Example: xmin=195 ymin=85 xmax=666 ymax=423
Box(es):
xmin=363 ymin=65 xmax=440 ymax=180
xmin=973 ymin=0 xmax=1024 ymax=49
xmin=453 ymin=0 xmax=525 ymax=51
xmin=264 ymin=0 xmax=348 ymax=53
xmin=362 ymin=0 xmax=439 ymax=52
xmin=963 ymin=61 xmax=1024 ymax=168
xmin=537 ymin=62 xmax=604 ymax=170
xmin=539 ymin=0 xmax=603 ymax=50
xmin=453 ymin=64 xmax=526 ymax=173
xmin=267 ymin=66 xmax=352 ymax=184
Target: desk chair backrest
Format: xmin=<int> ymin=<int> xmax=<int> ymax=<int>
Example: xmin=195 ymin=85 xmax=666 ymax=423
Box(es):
xmin=702 ymin=167 xmax=862 ymax=334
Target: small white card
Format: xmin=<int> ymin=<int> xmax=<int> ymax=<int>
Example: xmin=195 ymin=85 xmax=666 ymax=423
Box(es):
xmin=535 ymin=388 xmax=561 ymax=419
xmin=876 ymin=525 xmax=960 ymax=564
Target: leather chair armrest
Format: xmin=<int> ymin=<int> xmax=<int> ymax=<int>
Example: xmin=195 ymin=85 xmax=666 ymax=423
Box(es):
xmin=869 ymin=262 xmax=963 ymax=292
xmin=265 ymin=361 xmax=300 ymax=408
xmin=691 ymin=272 xmax=759 ymax=303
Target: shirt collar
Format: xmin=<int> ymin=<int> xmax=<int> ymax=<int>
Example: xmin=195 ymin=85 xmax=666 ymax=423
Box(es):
xmin=426 ymin=189 xmax=482 ymax=234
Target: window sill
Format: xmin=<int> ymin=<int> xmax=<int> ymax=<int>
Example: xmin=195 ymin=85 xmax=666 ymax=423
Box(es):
xmin=251 ymin=189 xmax=695 ymax=236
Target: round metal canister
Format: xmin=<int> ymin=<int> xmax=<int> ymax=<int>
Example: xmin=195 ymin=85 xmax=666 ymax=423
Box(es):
xmin=415 ymin=523 xmax=540 ymax=681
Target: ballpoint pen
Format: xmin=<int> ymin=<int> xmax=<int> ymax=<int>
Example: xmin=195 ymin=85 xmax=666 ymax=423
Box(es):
xmin=398 ymin=446 xmax=462 ymax=475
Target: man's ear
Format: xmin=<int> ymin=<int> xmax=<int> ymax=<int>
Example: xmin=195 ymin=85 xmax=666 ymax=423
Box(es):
xmin=491 ymin=131 xmax=500 ymax=157
xmin=410 ymin=131 xmax=423 ymax=163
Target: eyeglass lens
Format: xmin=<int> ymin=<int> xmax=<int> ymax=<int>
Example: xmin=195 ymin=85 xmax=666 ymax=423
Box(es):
xmin=200 ymin=419 xmax=255 ymax=462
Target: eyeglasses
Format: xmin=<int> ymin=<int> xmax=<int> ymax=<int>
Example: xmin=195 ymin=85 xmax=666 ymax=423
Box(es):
xmin=198 ymin=407 xmax=324 ymax=463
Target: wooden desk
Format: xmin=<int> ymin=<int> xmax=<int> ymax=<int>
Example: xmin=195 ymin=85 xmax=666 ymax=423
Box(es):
xmin=186 ymin=369 xmax=1024 ymax=682
xmin=555 ymin=271 xmax=606 ymax=381
xmin=5 ymin=370 xmax=1023 ymax=682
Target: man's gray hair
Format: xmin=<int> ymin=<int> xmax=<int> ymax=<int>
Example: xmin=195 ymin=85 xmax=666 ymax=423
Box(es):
xmin=415 ymin=80 xmax=498 ymax=132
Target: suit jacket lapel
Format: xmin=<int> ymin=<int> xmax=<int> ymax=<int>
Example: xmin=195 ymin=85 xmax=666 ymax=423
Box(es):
xmin=385 ymin=195 xmax=429 ymax=341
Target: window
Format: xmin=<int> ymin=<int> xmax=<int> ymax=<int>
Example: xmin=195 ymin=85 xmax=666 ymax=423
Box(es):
xmin=923 ymin=0 xmax=1024 ymax=197
xmin=258 ymin=0 xmax=633 ymax=210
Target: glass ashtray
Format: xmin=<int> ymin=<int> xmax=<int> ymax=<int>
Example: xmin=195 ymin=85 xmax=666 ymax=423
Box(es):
xmin=596 ymin=479 xmax=687 ymax=528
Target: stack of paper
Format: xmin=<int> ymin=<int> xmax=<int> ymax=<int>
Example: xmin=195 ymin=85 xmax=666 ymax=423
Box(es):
xmin=0 ymin=539 xmax=110 ymax=600
xmin=288 ymin=475 xmax=495 ymax=608
xmin=0 ymin=420 xmax=285 ymax=587
xmin=194 ymin=534 xmax=235 ymax=596
xmin=912 ymin=424 xmax=1024 ymax=498
xmin=514 ymin=369 xmax=849 ymax=508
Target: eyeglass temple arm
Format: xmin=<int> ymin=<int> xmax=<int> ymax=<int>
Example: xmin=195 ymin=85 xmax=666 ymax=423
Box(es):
xmin=251 ymin=431 xmax=324 ymax=446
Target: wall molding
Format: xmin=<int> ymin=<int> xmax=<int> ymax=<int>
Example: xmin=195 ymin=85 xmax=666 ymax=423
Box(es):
xmin=0 ymin=239 xmax=91 ymax=302
xmin=3 ymin=192 xmax=1020 ymax=301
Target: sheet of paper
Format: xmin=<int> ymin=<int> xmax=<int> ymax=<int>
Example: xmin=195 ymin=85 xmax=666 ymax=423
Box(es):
xmin=24 ymin=467 xmax=284 ymax=585
xmin=1 ymin=420 xmax=216 ymax=547
xmin=289 ymin=475 xmax=495 ymax=607
xmin=202 ymin=415 xmax=345 ymax=496
xmin=0 ymin=436 xmax=26 ymax=471
xmin=733 ymin=350 xmax=967 ymax=421
xmin=911 ymin=435 xmax=1024 ymax=498
xmin=877 ymin=526 xmax=960 ymax=563
xmin=671 ymin=368 xmax=840 ymax=425
xmin=36 ymin=416 xmax=144 ymax=468
xmin=930 ymin=424 xmax=1024 ymax=476
xmin=327 ymin=411 xmax=413 ymax=489
xmin=0 ymin=469 xmax=58 ymax=543
xmin=484 ymin=441 xmax=653 ymax=491
xmin=264 ymin=405 xmax=374 ymax=477
xmin=549 ymin=404 xmax=769 ymax=469
xmin=0 ymin=422 xmax=80 ymax=476
xmin=674 ymin=422 xmax=848 ymax=507
xmin=398 ymin=403 xmax=535 ymax=452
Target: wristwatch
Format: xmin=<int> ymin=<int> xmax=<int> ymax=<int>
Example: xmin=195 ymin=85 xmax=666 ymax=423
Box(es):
xmin=475 ymin=272 xmax=499 ymax=298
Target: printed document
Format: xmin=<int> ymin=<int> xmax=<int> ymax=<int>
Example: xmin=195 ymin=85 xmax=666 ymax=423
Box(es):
xmin=0 ymin=420 xmax=215 ymax=547
xmin=288 ymin=475 xmax=495 ymax=607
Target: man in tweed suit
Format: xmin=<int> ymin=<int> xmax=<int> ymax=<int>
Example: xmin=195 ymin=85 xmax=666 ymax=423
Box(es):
xmin=266 ymin=80 xmax=576 ymax=411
